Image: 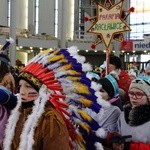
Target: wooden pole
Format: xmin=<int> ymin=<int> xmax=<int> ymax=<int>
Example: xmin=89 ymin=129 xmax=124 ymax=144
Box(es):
xmin=106 ymin=49 xmax=110 ymax=75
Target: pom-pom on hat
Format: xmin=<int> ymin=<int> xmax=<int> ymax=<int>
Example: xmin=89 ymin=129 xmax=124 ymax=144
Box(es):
xmin=109 ymin=55 xmax=122 ymax=69
xmin=17 ymin=46 xmax=104 ymax=150
xmin=98 ymin=75 xmax=119 ymax=98
xmin=129 ymin=76 xmax=150 ymax=102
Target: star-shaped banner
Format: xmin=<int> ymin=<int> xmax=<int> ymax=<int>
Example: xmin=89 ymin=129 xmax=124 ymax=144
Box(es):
xmin=86 ymin=0 xmax=131 ymax=49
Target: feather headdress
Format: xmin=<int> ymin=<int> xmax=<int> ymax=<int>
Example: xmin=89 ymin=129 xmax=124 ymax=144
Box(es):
xmin=0 ymin=37 xmax=14 ymax=53
xmin=4 ymin=46 xmax=104 ymax=150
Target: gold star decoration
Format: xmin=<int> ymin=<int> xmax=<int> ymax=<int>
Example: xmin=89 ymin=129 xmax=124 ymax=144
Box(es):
xmin=85 ymin=0 xmax=132 ymax=49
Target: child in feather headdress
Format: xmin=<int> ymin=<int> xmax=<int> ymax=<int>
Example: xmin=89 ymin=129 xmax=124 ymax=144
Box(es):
xmin=3 ymin=47 xmax=104 ymax=150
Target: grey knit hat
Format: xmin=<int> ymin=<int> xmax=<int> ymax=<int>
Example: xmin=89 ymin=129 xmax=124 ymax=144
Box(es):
xmin=129 ymin=76 xmax=150 ymax=102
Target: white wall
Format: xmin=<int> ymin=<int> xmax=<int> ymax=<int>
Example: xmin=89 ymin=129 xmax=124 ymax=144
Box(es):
xmin=28 ymin=0 xmax=35 ymax=34
xmin=16 ymin=0 xmax=28 ymax=29
xmin=0 ymin=0 xmax=7 ymax=26
xmin=38 ymin=0 xmax=55 ymax=36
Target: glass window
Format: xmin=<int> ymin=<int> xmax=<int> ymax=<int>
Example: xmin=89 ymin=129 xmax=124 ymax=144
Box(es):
xmin=130 ymin=0 xmax=150 ymax=40
xmin=35 ymin=0 xmax=39 ymax=34
xmin=7 ymin=0 xmax=11 ymax=26
xmin=54 ymin=0 xmax=58 ymax=38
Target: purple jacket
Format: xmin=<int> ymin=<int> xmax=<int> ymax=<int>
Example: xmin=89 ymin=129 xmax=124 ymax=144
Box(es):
xmin=0 ymin=105 xmax=10 ymax=145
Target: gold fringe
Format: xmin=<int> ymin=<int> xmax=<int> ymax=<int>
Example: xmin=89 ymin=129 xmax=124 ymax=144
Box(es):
xmin=54 ymin=114 xmax=62 ymax=136
xmin=42 ymin=119 xmax=47 ymax=137
xmin=75 ymin=132 xmax=86 ymax=150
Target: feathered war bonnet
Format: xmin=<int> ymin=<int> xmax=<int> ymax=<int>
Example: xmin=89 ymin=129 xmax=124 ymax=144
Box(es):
xmin=18 ymin=46 xmax=104 ymax=150
xmin=0 ymin=37 xmax=14 ymax=66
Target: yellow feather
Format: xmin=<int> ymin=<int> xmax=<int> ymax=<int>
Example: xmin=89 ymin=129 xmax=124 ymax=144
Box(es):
xmin=66 ymin=70 xmax=81 ymax=75
xmin=47 ymin=54 xmax=64 ymax=62
xmin=67 ymin=76 xmax=81 ymax=81
xmin=79 ymin=122 xmax=90 ymax=133
xmin=79 ymin=97 xmax=92 ymax=107
xmin=77 ymin=109 xmax=92 ymax=122
xmin=51 ymin=49 xmax=59 ymax=55
xmin=57 ymin=59 xmax=68 ymax=63
xmin=58 ymin=63 xmax=72 ymax=70
xmin=39 ymin=49 xmax=53 ymax=55
xmin=73 ymin=82 xmax=89 ymax=94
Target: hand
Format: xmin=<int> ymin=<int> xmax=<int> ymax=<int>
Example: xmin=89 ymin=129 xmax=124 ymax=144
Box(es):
xmin=113 ymin=143 xmax=124 ymax=150
xmin=1 ymin=73 xmax=15 ymax=93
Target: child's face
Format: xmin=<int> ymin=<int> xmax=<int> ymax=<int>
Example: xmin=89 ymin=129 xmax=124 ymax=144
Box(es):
xmin=108 ymin=64 xmax=116 ymax=73
xmin=145 ymin=70 xmax=150 ymax=77
xmin=19 ymin=79 xmax=39 ymax=102
xmin=128 ymin=88 xmax=148 ymax=108
xmin=100 ymin=88 xmax=110 ymax=100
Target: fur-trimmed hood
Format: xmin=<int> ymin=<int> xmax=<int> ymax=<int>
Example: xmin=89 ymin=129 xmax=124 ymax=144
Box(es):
xmin=124 ymin=104 xmax=150 ymax=126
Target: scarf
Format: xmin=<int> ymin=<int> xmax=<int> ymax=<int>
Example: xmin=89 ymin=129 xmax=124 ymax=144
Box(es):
xmin=124 ymin=104 xmax=150 ymax=126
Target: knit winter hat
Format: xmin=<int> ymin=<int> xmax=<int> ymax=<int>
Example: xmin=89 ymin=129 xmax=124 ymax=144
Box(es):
xmin=0 ymin=54 xmax=10 ymax=65
xmin=129 ymin=76 xmax=150 ymax=102
xmin=109 ymin=56 xmax=122 ymax=69
xmin=98 ymin=75 xmax=119 ymax=98
xmin=0 ymin=86 xmax=17 ymax=110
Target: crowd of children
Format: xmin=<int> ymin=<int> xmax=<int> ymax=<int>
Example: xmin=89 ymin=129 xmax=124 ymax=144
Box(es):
xmin=0 ymin=46 xmax=149 ymax=150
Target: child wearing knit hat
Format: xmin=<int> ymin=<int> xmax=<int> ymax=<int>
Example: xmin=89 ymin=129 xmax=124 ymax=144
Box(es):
xmin=98 ymin=75 xmax=123 ymax=110
xmin=86 ymin=75 xmax=122 ymax=150
xmin=111 ymin=76 xmax=150 ymax=150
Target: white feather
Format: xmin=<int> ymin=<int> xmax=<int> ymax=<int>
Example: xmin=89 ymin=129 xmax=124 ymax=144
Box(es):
xmin=82 ymin=63 xmax=92 ymax=72
xmin=95 ymin=128 xmax=106 ymax=138
xmin=7 ymin=37 xmax=14 ymax=44
xmin=94 ymin=142 xmax=104 ymax=150
xmin=95 ymin=91 xmax=110 ymax=107
xmin=91 ymin=81 xmax=101 ymax=91
xmin=67 ymin=46 xmax=78 ymax=56
xmin=73 ymin=55 xmax=86 ymax=63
